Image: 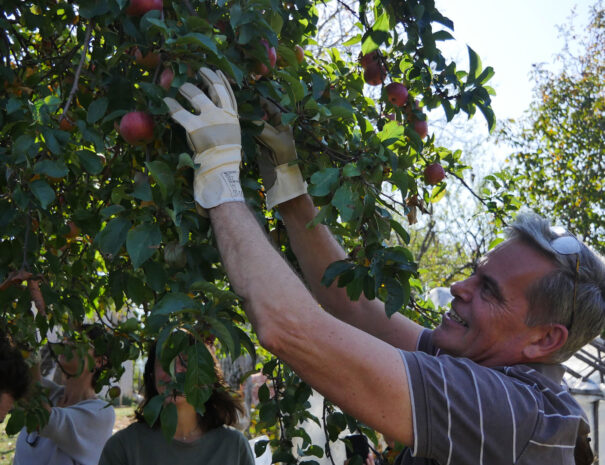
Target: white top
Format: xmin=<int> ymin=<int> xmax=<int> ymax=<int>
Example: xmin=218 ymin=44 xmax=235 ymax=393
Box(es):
xmin=13 ymin=379 xmax=115 ymax=465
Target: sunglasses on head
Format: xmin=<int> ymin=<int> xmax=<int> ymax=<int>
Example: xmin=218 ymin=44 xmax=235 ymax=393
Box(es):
xmin=549 ymin=228 xmax=581 ymax=331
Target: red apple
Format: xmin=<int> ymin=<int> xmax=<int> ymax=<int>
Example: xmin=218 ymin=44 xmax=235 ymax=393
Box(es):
xmin=294 ymin=45 xmax=304 ymax=64
xmin=159 ymin=67 xmax=174 ymax=90
xmin=386 ymin=82 xmax=409 ymax=107
xmin=359 ymin=51 xmax=380 ymax=69
xmin=424 ymin=163 xmax=445 ymax=185
xmin=363 ymin=62 xmax=386 ymax=86
xmin=254 ymin=40 xmax=277 ymax=76
xmin=133 ymin=48 xmax=160 ymax=70
xmin=215 ymin=20 xmax=228 ymax=33
xmin=126 ymin=0 xmax=163 ymax=16
xmin=119 ymin=111 xmax=155 ymax=145
xmin=413 ymin=119 xmax=429 ymax=139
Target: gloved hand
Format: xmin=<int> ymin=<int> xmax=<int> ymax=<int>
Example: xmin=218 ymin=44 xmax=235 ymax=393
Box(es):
xmin=163 ymin=68 xmax=243 ymax=211
xmin=256 ymin=98 xmax=307 ymax=210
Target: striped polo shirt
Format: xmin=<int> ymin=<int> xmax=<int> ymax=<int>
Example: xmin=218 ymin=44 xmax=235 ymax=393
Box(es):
xmin=397 ymin=330 xmax=588 ymax=465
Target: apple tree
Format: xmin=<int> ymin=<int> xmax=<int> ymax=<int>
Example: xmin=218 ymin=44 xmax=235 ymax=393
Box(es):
xmin=499 ymin=2 xmax=604 ymax=252
xmin=0 ymin=0 xmax=496 ymax=459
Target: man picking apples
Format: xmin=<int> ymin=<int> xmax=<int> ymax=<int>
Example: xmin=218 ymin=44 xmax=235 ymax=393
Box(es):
xmin=165 ymin=69 xmax=605 ymax=465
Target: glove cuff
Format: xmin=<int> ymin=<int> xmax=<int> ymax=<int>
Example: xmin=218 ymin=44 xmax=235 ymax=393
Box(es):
xmin=194 ymin=145 xmax=244 ymax=209
xmin=266 ymin=164 xmax=307 ymax=210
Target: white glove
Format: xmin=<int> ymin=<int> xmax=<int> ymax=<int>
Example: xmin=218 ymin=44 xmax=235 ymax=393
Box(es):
xmin=164 ymin=68 xmax=243 ymax=210
xmin=256 ymin=99 xmax=307 ymax=210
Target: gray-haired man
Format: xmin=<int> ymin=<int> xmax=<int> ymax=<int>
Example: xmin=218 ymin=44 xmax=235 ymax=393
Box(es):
xmin=166 ymin=69 xmax=605 ymax=464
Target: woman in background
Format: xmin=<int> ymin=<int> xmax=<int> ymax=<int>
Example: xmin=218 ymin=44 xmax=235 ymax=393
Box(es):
xmin=13 ymin=325 xmax=115 ymax=465
xmin=98 ymin=339 xmax=255 ymax=465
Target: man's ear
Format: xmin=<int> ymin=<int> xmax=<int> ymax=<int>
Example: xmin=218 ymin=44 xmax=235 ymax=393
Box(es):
xmin=522 ymin=324 xmax=568 ymax=361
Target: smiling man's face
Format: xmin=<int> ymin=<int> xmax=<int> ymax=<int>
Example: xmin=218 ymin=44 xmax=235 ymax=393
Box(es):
xmin=432 ymin=239 xmax=557 ymax=367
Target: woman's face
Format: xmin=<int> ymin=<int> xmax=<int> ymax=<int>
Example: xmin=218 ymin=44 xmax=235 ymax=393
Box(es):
xmin=154 ymin=354 xmax=188 ymax=404
xmin=58 ymin=343 xmax=96 ymax=379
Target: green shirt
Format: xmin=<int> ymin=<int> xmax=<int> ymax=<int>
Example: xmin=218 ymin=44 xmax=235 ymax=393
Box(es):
xmin=98 ymin=422 xmax=255 ymax=465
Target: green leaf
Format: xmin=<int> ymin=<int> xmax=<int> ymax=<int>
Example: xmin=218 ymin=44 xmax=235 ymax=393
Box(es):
xmin=171 ymin=33 xmax=219 ymax=56
xmin=379 ymin=121 xmax=404 ymax=146
xmin=342 ymin=34 xmax=362 ymax=46
xmin=34 ymin=160 xmax=68 ymax=179
xmin=95 ymin=217 xmax=131 ymax=256
xmin=476 ymin=101 xmax=496 ymax=132
xmin=255 ymin=440 xmax=269 ymax=457
xmin=321 ymin=260 xmax=355 ymax=287
xmin=390 ymin=220 xmax=410 ymax=244
xmin=433 ymin=30 xmax=454 ymax=41
xmin=177 ymin=153 xmax=194 ymax=170
xmin=467 ymin=46 xmax=482 ymax=82
xmin=476 ymin=66 xmax=495 ymax=85
xmin=390 ymin=169 xmax=408 ymax=198
xmin=343 ymin=163 xmax=361 ymax=178
xmin=77 ymin=150 xmax=104 ymax=175
xmin=145 ymin=161 xmax=175 ymax=199
xmin=206 ymin=317 xmax=236 ymax=356
xmin=384 ymin=277 xmax=404 ymax=317
xmin=126 ymin=222 xmax=161 ymax=268
xmin=160 ymin=403 xmax=178 ymax=441
xmin=331 ymin=184 xmax=357 ymax=223
xmin=143 ymin=395 xmax=164 ymax=427
xmin=30 ymin=179 xmax=55 ymax=209
xmin=87 ymin=97 xmax=109 ymax=124
xmin=309 ymin=168 xmax=340 ymax=196
xmin=259 ymin=401 xmax=278 ymax=426
xmin=276 ymin=71 xmax=304 ymax=102
xmin=151 ymin=292 xmax=196 ymax=316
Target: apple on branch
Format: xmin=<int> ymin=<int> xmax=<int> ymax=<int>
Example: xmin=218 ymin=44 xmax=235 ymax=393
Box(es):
xmin=254 ymin=39 xmax=277 ymax=76
xmin=386 ymin=82 xmax=409 ymax=107
xmin=119 ymin=111 xmax=155 ymax=146
xmin=159 ymin=67 xmax=174 ymax=90
xmin=424 ymin=163 xmax=445 ymax=185
xmin=126 ymin=0 xmax=163 ymax=16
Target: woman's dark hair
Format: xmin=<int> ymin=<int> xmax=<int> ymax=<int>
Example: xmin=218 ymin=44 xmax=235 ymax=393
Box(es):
xmin=135 ymin=340 xmax=244 ymax=431
xmin=0 ymin=332 xmax=30 ymax=400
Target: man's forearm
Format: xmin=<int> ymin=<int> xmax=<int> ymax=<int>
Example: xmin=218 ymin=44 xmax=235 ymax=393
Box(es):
xmin=278 ymin=195 xmax=423 ymax=351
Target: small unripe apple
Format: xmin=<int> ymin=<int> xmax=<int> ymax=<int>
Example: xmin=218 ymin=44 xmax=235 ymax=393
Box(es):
xmin=424 ymin=163 xmax=445 ymax=185
xmin=159 ymin=67 xmax=174 ymax=90
xmin=119 ymin=111 xmax=155 ymax=145
xmin=363 ymin=62 xmax=386 ymax=86
xmin=413 ymin=119 xmax=429 ymax=139
xmin=386 ymin=82 xmax=409 ymax=107
xmin=126 ymin=0 xmax=162 ymax=16
xmin=108 ymin=386 xmax=121 ymax=399
xmin=294 ymin=45 xmax=304 ymax=64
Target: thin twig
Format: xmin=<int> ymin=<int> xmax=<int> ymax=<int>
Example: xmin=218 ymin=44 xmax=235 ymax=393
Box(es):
xmin=322 ymin=398 xmax=337 ymax=465
xmin=61 ymin=22 xmax=93 ymax=119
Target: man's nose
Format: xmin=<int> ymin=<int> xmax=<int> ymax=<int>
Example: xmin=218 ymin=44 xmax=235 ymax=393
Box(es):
xmin=450 ymin=276 xmax=475 ymax=301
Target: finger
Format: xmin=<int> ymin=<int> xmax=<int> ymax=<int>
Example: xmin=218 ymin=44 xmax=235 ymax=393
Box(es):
xmin=259 ymin=97 xmax=285 ymax=128
xmin=198 ymin=67 xmax=235 ymax=112
xmin=216 ymin=69 xmax=238 ymax=113
xmin=163 ymin=97 xmax=185 ymax=116
xmin=163 ymin=97 xmax=199 ymax=132
xmin=178 ymin=82 xmax=214 ymax=113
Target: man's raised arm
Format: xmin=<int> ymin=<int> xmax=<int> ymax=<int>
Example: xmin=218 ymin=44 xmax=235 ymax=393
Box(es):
xmin=255 ymin=101 xmax=423 ymax=351
xmin=164 ymin=70 xmax=415 ymax=446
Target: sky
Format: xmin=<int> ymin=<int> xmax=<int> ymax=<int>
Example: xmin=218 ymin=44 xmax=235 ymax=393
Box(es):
xmin=434 ymin=0 xmax=592 ymax=122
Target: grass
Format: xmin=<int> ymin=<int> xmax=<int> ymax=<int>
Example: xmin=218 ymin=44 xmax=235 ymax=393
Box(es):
xmin=0 ymin=406 xmax=135 ymax=465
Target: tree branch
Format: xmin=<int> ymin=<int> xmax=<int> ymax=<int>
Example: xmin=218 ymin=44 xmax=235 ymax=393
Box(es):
xmin=61 ymin=22 xmax=93 ymax=120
